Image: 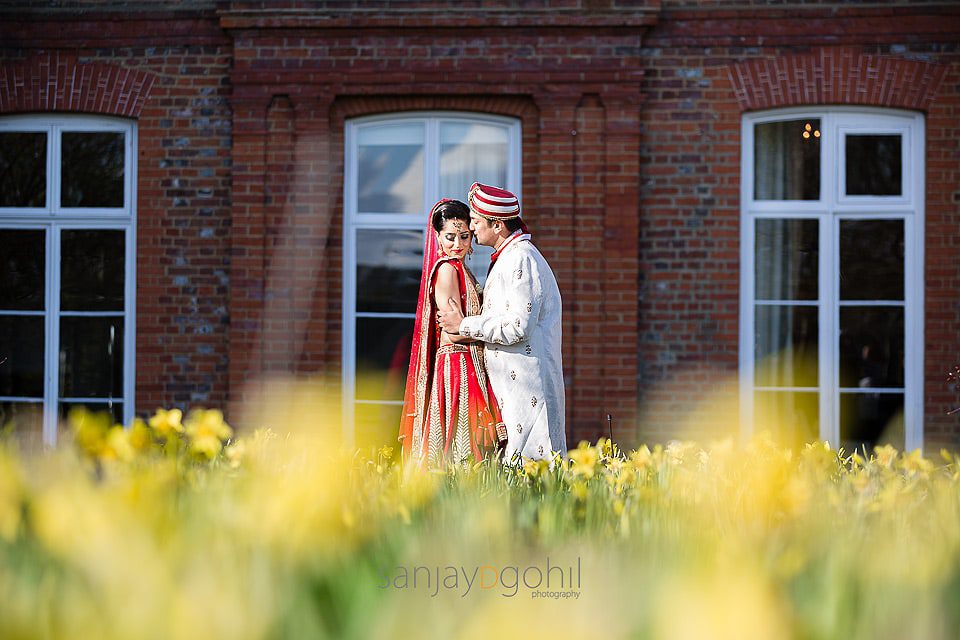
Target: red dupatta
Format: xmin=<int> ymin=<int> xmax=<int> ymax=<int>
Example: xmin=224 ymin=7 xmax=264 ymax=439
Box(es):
xmin=398 ymin=200 xmax=492 ymax=461
xmin=398 ymin=200 xmax=453 ymax=459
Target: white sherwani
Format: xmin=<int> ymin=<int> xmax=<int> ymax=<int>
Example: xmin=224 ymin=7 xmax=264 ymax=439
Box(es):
xmin=459 ymin=235 xmax=566 ymax=462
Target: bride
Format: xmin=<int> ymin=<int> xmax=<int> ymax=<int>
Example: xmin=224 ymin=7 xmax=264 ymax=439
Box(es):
xmin=399 ymin=199 xmax=507 ymax=466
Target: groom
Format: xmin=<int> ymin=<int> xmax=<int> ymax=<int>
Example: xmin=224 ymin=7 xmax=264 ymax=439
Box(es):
xmin=437 ymin=183 xmax=566 ymax=462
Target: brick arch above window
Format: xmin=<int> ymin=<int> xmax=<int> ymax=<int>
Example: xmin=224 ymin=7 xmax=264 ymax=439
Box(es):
xmin=330 ymin=94 xmax=539 ymax=124
xmin=0 ymin=52 xmax=156 ymax=118
xmin=728 ymin=48 xmax=947 ymax=112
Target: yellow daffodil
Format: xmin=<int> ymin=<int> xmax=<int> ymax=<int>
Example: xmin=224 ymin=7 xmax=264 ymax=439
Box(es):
xmin=127 ymin=417 xmax=153 ymax=454
xmin=899 ymin=448 xmax=934 ymax=477
xmin=69 ymin=406 xmax=114 ymax=459
xmin=597 ymin=436 xmax=618 ymax=459
xmin=874 ymin=443 xmax=898 ymax=468
xmin=567 ymin=441 xmax=599 ymax=479
xmin=523 ymin=458 xmax=550 ymax=480
xmin=184 ymin=408 xmax=233 ymax=460
xmin=148 ymin=408 xmax=184 ymax=439
xmin=101 ymin=426 xmax=135 ymax=462
xmin=604 ymin=457 xmax=624 ymax=475
xmin=628 ymin=444 xmax=653 ymax=474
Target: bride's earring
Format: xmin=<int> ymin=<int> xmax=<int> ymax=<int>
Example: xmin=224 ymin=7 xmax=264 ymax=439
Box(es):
xmin=468 ymin=245 xmax=474 ymax=256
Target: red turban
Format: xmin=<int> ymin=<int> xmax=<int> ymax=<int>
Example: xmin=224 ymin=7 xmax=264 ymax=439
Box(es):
xmin=468 ymin=182 xmax=520 ymax=220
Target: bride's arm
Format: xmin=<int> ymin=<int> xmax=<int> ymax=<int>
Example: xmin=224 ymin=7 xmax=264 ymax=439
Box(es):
xmin=433 ymin=262 xmax=473 ymax=344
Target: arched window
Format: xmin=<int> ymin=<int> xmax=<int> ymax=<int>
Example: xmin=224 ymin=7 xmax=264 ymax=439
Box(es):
xmin=0 ymin=114 xmax=137 ymax=447
xmin=740 ymin=108 xmax=923 ymax=451
xmin=342 ymin=112 xmax=521 ymax=447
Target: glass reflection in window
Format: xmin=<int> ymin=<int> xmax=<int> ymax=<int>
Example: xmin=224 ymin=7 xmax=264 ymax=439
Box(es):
xmin=357 ymin=123 xmax=424 ymax=214
xmin=355 ymin=229 xmax=423 ymax=314
xmin=754 ymin=119 xmax=820 ymax=200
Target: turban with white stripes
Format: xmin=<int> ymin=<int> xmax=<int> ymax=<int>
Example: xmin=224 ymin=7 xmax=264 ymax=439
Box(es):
xmin=468 ymin=182 xmax=521 ymax=221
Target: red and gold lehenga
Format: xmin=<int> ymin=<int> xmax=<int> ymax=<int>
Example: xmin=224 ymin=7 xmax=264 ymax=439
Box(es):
xmin=399 ymin=204 xmax=506 ymax=467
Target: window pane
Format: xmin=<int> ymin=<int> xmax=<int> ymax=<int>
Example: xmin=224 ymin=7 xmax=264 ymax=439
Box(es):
xmin=357 ymin=123 xmax=423 ymax=214
xmin=356 ymin=229 xmax=422 ymax=313
xmin=840 ymin=392 xmax=903 ymax=454
xmin=755 ymin=218 xmax=818 ymax=301
xmin=0 ymin=402 xmax=44 ymax=451
xmin=60 ymin=229 xmax=125 ymax=311
xmin=754 ymin=119 xmax=820 ymax=200
xmin=0 ymin=316 xmax=44 ymax=397
xmin=839 ymin=307 xmax=903 ymax=388
xmin=845 ymin=135 xmax=902 ymax=196
xmin=0 ymin=229 xmax=45 ymax=310
xmin=439 ymin=122 xmax=508 ymax=198
xmin=839 ymin=220 xmax=903 ymax=300
xmin=355 ymin=317 xmax=413 ymax=402
xmin=754 ymin=391 xmax=818 ymax=447
xmin=755 ymin=305 xmax=818 ymax=387
xmin=60 ymin=131 xmax=125 ymax=208
xmin=0 ymin=132 xmax=46 ymax=207
xmin=355 ymin=401 xmax=403 ymax=452
xmin=59 ymin=316 xmax=124 ymax=398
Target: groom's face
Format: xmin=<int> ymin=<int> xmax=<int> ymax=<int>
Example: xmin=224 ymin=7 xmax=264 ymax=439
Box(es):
xmin=469 ymin=213 xmax=498 ymax=248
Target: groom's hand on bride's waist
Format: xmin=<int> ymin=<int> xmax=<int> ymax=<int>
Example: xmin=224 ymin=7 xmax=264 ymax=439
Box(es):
xmin=437 ymin=298 xmax=464 ymax=334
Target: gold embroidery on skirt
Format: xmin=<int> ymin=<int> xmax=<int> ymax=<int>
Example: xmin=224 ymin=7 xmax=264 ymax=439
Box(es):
xmin=427 ymin=374 xmax=442 ymax=467
xmin=453 ymin=355 xmax=470 ymax=464
xmin=443 ymin=356 xmax=453 ymax=456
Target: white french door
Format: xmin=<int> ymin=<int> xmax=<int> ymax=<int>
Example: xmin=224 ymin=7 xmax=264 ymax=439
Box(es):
xmin=740 ymin=108 xmax=923 ymax=452
xmin=0 ymin=115 xmax=137 ymax=446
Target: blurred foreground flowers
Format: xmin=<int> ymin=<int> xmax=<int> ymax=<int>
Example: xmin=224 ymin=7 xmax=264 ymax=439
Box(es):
xmin=1 ymin=405 xmax=960 ymax=640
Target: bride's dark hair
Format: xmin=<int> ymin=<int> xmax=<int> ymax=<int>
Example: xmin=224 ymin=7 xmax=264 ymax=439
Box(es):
xmin=431 ymin=199 xmax=471 ymax=232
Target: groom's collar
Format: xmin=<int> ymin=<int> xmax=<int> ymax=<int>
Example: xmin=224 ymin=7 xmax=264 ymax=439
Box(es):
xmin=488 ymin=231 xmax=530 ymax=276
xmin=492 ymin=229 xmax=523 ymax=253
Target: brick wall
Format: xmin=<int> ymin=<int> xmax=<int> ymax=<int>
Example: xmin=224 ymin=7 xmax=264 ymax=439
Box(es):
xmin=636 ymin=43 xmax=743 ymax=442
xmin=136 ymin=42 xmax=233 ymax=410
xmin=923 ymin=59 xmax=960 ymax=449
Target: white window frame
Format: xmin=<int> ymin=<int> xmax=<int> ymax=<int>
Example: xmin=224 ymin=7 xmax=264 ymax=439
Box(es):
xmin=342 ymin=111 xmax=522 ymax=445
xmin=0 ymin=114 xmax=137 ymax=445
xmin=739 ymin=106 xmax=924 ymax=451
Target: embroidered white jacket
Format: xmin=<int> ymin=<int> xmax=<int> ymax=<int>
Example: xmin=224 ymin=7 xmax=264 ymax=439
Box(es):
xmin=459 ymin=236 xmax=566 ymax=462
